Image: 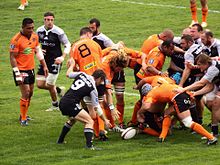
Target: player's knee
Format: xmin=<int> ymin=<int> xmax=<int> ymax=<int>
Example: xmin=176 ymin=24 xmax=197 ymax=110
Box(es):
xmin=181 ymin=116 xmax=193 ymax=128
xmin=88 ymin=118 xmax=94 ymax=126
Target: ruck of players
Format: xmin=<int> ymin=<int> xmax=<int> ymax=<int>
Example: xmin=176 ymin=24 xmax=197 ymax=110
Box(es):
xmin=10 ymin=13 xmax=220 ymax=150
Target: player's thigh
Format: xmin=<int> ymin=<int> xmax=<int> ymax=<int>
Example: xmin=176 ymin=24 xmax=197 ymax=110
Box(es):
xmin=19 ymin=84 xmax=32 ymax=99
xmin=75 ymin=109 xmax=94 ymax=125
xmin=177 ymin=110 xmax=191 ymax=120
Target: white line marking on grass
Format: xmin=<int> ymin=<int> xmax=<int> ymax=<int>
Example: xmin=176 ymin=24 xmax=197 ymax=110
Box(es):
xmin=111 ymin=0 xmax=220 ymax=13
xmin=124 ymin=92 xmax=139 ymax=96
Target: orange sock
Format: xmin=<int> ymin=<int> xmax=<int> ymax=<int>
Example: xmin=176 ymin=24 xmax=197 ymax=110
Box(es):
xmin=97 ymin=115 xmax=105 ymax=132
xmin=21 ymin=0 xmax=26 ymax=5
xmin=191 ymin=122 xmax=214 ymax=140
xmin=143 ymin=128 xmax=160 ymax=137
xmin=159 ymin=116 xmax=171 ymax=139
xmin=190 ymin=3 xmax=198 ymax=22
xmin=202 ymin=7 xmax=208 ymax=22
xmin=20 ymin=98 xmax=29 ymax=121
xmin=117 ymin=103 xmax=124 ymax=124
xmin=92 ymin=117 xmax=99 ymax=137
xmin=131 ymin=100 xmax=141 ymax=124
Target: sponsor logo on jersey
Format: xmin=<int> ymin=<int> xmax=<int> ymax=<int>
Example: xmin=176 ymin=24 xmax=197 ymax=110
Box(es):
xmin=23 ymin=47 xmax=32 ymax=55
xmin=184 ymin=99 xmax=191 ymax=105
xmin=84 ymin=62 xmax=96 ymax=70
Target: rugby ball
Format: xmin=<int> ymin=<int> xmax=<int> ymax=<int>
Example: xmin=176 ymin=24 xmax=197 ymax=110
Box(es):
xmin=121 ymin=127 xmax=137 ymax=140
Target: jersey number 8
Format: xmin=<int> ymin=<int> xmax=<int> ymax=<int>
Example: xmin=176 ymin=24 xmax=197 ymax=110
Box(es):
xmin=78 ymin=44 xmax=91 ymax=58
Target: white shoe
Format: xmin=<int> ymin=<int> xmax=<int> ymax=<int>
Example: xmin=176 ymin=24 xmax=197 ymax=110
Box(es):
xmin=201 ymin=22 xmax=208 ymax=28
xmin=24 ymin=1 xmax=29 ymax=7
xmin=17 ymin=4 xmax=25 ymax=10
xmin=110 ymin=125 xmax=125 ymax=133
xmin=45 ymin=106 xmax=59 ymax=112
xmin=189 ymin=20 xmax=198 ymax=27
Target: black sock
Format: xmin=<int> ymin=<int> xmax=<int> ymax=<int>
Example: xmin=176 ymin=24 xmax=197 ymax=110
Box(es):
xmin=189 ymin=105 xmax=199 ymax=123
xmin=52 ymin=101 xmax=59 ymax=107
xmin=57 ymin=122 xmax=72 ymax=143
xmin=198 ymin=117 xmax=203 ymax=125
xmin=211 ymin=124 xmax=219 ymax=136
xmin=84 ymin=128 xmax=94 ymax=147
xmin=56 ymin=87 xmax=61 ymax=94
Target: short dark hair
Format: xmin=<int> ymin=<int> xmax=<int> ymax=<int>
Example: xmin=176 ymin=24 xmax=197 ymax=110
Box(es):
xmin=204 ymin=30 xmax=214 ymax=38
xmin=192 ymin=23 xmax=203 ymax=32
xmin=92 ymin=69 xmax=106 ymax=81
xmin=79 ymin=27 xmax=92 ymax=36
xmin=22 ymin=18 xmax=34 ymax=27
xmin=161 ymin=39 xmax=174 ymax=47
xmin=44 ymin=12 xmax=55 ymax=18
xmin=181 ymin=34 xmax=194 ymax=43
xmin=89 ymin=18 xmax=100 ymax=27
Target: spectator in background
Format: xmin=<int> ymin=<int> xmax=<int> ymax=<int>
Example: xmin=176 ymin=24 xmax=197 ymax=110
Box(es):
xmin=18 ymin=0 xmax=28 ymax=10
xmin=189 ymin=0 xmax=208 ymax=28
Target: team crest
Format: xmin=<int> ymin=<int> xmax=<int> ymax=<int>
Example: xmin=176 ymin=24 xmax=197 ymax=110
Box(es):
xmin=148 ymin=59 xmax=154 ymax=64
xmin=10 ymin=44 xmax=15 ymax=50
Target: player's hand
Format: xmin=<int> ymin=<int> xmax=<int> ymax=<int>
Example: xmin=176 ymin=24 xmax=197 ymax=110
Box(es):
xmin=137 ymin=113 xmax=145 ymax=123
xmin=66 ymin=58 xmax=75 ymax=68
xmin=141 ymin=64 xmax=147 ymax=74
xmin=104 ymin=119 xmax=112 ymax=128
xmin=173 ymin=87 xmax=184 ymax=93
xmin=43 ymin=66 xmax=49 ymax=77
xmin=111 ymin=108 xmax=120 ymax=121
xmin=42 ymin=49 xmax=46 ymax=56
xmin=160 ymin=71 xmax=168 ymax=77
xmin=55 ymin=56 xmax=64 ymax=64
xmin=133 ymin=85 xmax=138 ymax=90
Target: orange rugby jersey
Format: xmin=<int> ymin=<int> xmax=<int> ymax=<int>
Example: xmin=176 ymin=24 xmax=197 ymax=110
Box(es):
xmin=141 ymin=34 xmax=163 ymax=55
xmin=137 ymin=47 xmax=166 ymax=79
xmin=101 ymin=53 xmax=117 ymax=89
xmin=143 ymin=83 xmax=180 ymax=104
xmin=70 ymin=38 xmax=103 ymax=75
xmin=10 ymin=32 xmax=40 ymax=70
xmin=124 ymin=47 xmax=142 ymax=69
xmin=143 ymin=75 xmax=175 ymax=87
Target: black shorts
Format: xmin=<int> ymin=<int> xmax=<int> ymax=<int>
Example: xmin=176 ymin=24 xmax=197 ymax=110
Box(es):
xmin=59 ymin=98 xmax=82 ymax=117
xmin=37 ymin=63 xmax=61 ymax=75
xmin=111 ymin=70 xmax=125 ymax=84
xmin=13 ymin=69 xmax=35 ymax=86
xmin=144 ymin=111 xmax=162 ymax=132
xmin=172 ymin=92 xmax=191 ymax=114
xmin=133 ymin=63 xmax=142 ymax=84
xmin=96 ymin=84 xmax=106 ymax=96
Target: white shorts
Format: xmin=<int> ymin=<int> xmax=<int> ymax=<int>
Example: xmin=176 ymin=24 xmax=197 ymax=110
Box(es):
xmin=36 ymin=73 xmax=59 ymax=86
xmin=205 ymin=85 xmax=219 ymax=101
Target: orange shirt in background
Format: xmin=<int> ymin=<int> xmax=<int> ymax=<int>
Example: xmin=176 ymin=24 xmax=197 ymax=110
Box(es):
xmin=141 ymin=34 xmax=163 ymax=55
xmin=10 ymin=32 xmax=40 ymax=70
